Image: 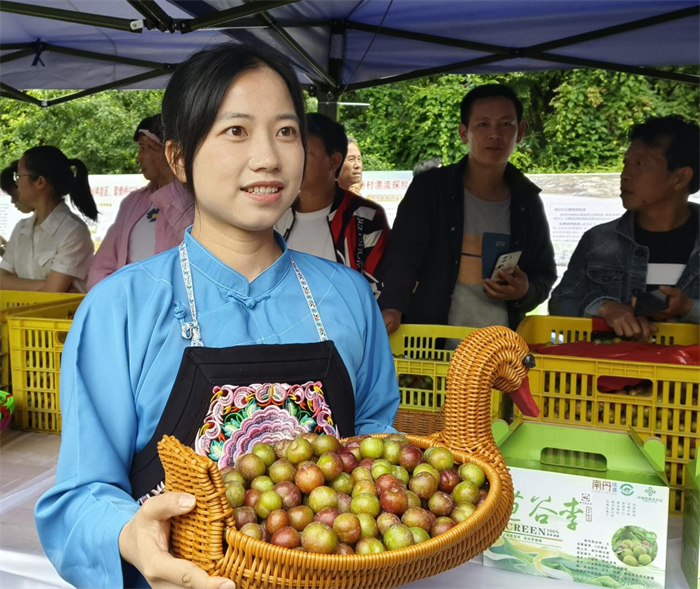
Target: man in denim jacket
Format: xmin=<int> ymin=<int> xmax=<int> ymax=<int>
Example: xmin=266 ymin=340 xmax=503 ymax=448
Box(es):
xmin=550 ymin=116 xmax=699 ymax=339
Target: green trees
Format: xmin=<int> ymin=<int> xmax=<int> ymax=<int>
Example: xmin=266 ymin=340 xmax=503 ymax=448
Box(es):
xmin=1 ymin=68 xmax=697 ymax=174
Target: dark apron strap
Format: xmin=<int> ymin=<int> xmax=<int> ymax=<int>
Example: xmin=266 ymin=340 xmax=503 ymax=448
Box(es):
xmin=129 ymin=341 xmax=355 ymax=501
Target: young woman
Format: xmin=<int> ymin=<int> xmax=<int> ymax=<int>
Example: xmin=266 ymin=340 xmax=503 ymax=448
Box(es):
xmin=0 ymin=147 xmax=97 ymax=292
xmin=36 ymin=43 xmax=399 ymax=589
xmin=87 ymin=115 xmax=194 ymax=290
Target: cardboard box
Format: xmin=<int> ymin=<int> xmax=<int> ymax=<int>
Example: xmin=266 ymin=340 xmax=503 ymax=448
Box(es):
xmin=484 ymin=420 xmax=669 ymax=588
xmin=683 ymin=459 xmax=700 ymax=589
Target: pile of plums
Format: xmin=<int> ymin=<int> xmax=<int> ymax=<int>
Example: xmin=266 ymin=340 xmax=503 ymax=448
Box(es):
xmin=221 ymin=433 xmax=488 ymax=554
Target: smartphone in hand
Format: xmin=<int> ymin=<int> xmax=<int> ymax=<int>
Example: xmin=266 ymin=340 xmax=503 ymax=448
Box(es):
xmin=489 ymin=251 xmax=522 ymax=282
xmin=633 ymin=289 xmax=669 ymax=316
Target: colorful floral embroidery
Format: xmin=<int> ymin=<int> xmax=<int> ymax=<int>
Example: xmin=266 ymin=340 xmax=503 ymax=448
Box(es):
xmin=146 ymin=206 xmax=159 ymax=222
xmin=194 ymin=381 xmax=339 ymax=470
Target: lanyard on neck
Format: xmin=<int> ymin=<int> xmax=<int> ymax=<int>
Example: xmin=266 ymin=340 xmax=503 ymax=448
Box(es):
xmin=178 ymin=242 xmax=328 ymax=347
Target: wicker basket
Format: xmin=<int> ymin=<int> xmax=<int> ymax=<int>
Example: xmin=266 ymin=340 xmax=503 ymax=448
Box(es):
xmin=158 ymin=325 xmax=530 ymax=588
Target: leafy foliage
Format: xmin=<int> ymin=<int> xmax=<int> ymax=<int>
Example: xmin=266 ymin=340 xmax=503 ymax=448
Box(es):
xmin=1 ymin=68 xmax=697 ymax=174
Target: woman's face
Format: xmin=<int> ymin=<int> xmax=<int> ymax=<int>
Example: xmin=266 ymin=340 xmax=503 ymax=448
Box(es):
xmin=15 ymin=157 xmax=41 ymax=210
xmin=189 ymin=67 xmax=304 ymax=233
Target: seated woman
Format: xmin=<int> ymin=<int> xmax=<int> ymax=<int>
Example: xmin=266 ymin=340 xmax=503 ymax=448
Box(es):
xmin=36 ymin=42 xmax=400 ymax=589
xmin=0 ymin=147 xmax=97 ymax=292
xmin=87 ymin=115 xmax=194 ymax=290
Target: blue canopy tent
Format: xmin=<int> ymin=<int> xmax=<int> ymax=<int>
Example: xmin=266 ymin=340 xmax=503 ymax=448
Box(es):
xmin=0 ymin=0 xmax=698 ymax=112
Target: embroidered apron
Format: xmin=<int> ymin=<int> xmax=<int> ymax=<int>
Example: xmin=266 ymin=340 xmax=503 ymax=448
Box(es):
xmin=130 ymin=242 xmax=355 ymax=502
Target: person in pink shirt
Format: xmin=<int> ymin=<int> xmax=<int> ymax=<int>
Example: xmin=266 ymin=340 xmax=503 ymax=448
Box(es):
xmin=87 ymin=115 xmax=194 ymax=290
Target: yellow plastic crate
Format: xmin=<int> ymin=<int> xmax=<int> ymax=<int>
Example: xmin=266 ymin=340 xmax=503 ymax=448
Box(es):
xmin=389 ymin=324 xmax=503 ymax=436
xmin=0 ymin=291 xmax=84 ymax=391
xmin=517 ymin=315 xmax=700 ymax=515
xmin=7 ymin=300 xmax=82 ymax=433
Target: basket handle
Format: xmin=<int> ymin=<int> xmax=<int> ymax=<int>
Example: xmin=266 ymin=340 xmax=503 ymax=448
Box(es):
xmin=434 ymin=326 xmax=531 ymax=466
xmin=157 ymin=435 xmax=234 ymax=571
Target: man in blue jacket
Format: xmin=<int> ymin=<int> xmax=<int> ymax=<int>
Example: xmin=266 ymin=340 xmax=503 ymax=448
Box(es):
xmin=550 ymin=115 xmax=699 ymax=338
xmin=379 ymin=84 xmax=556 ymax=333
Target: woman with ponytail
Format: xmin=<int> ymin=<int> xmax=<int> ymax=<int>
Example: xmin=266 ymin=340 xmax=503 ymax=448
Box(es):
xmin=0 ymin=145 xmax=96 ymax=292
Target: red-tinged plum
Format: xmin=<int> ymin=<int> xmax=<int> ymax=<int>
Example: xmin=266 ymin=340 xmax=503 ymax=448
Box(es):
xmin=271 ymin=526 xmax=301 ymax=549
xmin=451 ymin=503 xmax=476 ymax=523
xmin=428 ymin=491 xmax=455 ymax=517
xmin=286 ymin=438 xmax=314 ymax=465
xmin=317 ymin=452 xmax=344 ymax=481
xmin=406 ymin=490 xmax=421 ymax=509
xmin=376 ymin=473 xmax=401 ymax=495
xmin=359 ymin=458 xmax=375 ymax=470
xmin=355 ymin=537 xmax=385 ymax=554
xmin=314 ymin=507 xmax=340 ymax=527
xmin=329 ymin=472 xmax=354 ymax=495
xmin=439 ymin=469 xmax=460 ymax=494
xmin=333 ymin=513 xmax=362 ymax=544
xmin=266 ymin=509 xmax=290 ymax=535
xmin=360 ymin=437 xmax=385 ymax=459
xmin=236 ymin=454 xmax=267 ymax=481
xmin=255 ymin=490 xmax=283 ymax=519
xmin=222 ymin=469 xmax=247 ymax=488
xmin=337 ymin=493 xmax=352 ymax=514
xmin=274 ymin=438 xmax=293 ymax=460
xmin=232 ymin=506 xmax=257 ymax=530
xmin=313 ymin=434 xmax=341 ymax=457
xmin=295 ymin=463 xmax=325 ymax=494
xmin=459 ymin=463 xmax=486 ymax=487
xmin=301 ymin=432 xmax=318 ymax=444
xmin=251 ymin=442 xmax=277 ymax=467
xmin=272 ymin=481 xmax=302 ymax=510
xmin=244 ymin=488 xmax=261 ymax=509
xmin=335 ymin=543 xmax=355 ymax=555
xmin=337 ymin=451 xmax=359 ymax=474
xmin=225 ymin=482 xmax=245 ymax=508
xmin=287 ymin=505 xmax=315 ymax=531
xmin=385 ymin=433 xmax=410 ymax=448
xmin=357 ymin=513 xmax=379 ymax=538
xmin=452 ymin=481 xmax=480 ymax=505
xmin=383 ymin=524 xmax=414 ymax=550
xmin=350 ymin=493 xmax=381 ymax=517
xmin=413 ymin=463 xmax=440 ymax=483
xmin=301 ymin=522 xmax=338 ymax=554
xmin=430 ymin=517 xmax=456 ymax=537
xmin=308 ymin=486 xmax=338 ymax=513
xmin=239 ymin=523 xmax=264 ymax=540
xmin=409 ymin=472 xmax=438 ymax=500
xmin=352 ymin=480 xmax=377 ymax=498
xmin=351 ymin=466 xmax=373 ymax=484
xmin=380 ymin=487 xmax=409 ymax=515
xmin=377 ymin=512 xmax=401 ymax=536
xmin=399 ymin=445 xmax=423 ymax=471
xmin=250 ymin=475 xmax=275 ymax=493
xmin=382 ymin=440 xmax=402 ymax=465
xmin=426 ymin=447 xmax=454 ymax=472
xmin=410 ymin=526 xmax=431 ymax=544
xmin=393 ymin=466 xmax=410 ymax=486
xmin=401 ymin=507 xmax=432 ymax=532
xmin=476 ymin=489 xmax=488 ymax=508
xmin=269 ymin=458 xmax=296 ymax=484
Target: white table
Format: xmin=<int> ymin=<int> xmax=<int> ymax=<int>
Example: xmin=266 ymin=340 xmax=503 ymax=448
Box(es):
xmin=0 ymin=430 xmax=689 ymax=589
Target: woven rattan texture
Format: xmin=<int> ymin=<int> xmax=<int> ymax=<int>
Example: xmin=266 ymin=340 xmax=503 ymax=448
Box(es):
xmin=158 ymin=325 xmax=530 ymax=588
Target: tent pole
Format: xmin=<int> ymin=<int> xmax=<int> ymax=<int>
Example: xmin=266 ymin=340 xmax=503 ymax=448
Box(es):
xmin=125 ymin=0 xmax=175 ymax=32
xmin=182 ymin=1 xmax=298 ymax=33
xmin=0 ymin=1 xmax=142 ymax=33
xmin=0 ymin=82 xmax=42 ymax=105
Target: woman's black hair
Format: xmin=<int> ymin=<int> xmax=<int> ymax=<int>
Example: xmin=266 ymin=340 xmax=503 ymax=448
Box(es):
xmin=162 ymin=42 xmax=307 ymax=196
xmin=0 ymin=160 xmax=18 ymax=196
xmin=22 ymin=146 xmax=98 ymax=221
xmin=133 ymin=114 xmax=163 ymax=142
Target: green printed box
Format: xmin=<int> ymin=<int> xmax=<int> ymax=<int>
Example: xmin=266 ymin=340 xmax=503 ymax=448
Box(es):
xmin=485 ymin=420 xmax=669 ymax=588
xmin=683 ymin=459 xmax=700 ymax=589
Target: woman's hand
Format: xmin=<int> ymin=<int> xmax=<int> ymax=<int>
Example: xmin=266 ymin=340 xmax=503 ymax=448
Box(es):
xmin=119 ymin=492 xmax=235 ymax=589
